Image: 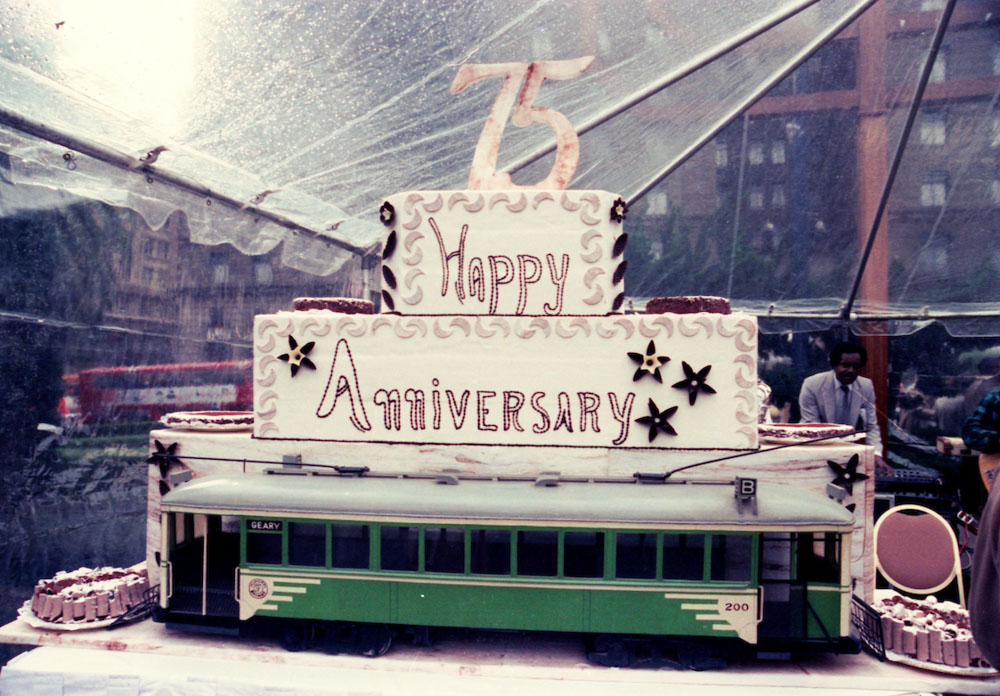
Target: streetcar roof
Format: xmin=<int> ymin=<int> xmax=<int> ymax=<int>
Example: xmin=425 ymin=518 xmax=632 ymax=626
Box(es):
xmin=159 ymin=472 xmax=855 ymax=530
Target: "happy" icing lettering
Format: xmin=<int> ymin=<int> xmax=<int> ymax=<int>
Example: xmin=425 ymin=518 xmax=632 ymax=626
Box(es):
xmin=431 ymin=216 xmax=569 ymax=315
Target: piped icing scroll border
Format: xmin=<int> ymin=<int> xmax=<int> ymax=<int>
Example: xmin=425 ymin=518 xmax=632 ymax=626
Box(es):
xmin=269 ymin=314 xmax=757 ymax=344
xmin=381 ymin=191 xmax=621 ymax=316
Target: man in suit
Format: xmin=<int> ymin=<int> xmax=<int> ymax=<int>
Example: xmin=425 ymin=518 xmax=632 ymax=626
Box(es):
xmin=962 ymin=389 xmax=1000 ymax=669
xmin=799 ymin=341 xmax=890 ymax=474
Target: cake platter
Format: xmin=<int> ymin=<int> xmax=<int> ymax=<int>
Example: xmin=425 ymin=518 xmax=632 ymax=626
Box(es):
xmin=758 ymin=423 xmax=858 ymax=445
xmin=160 ymin=411 xmax=254 ymax=431
xmin=17 ymin=600 xmax=118 ymax=631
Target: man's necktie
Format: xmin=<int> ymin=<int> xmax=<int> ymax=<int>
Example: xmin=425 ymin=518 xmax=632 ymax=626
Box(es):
xmin=834 ymin=385 xmax=851 ymax=426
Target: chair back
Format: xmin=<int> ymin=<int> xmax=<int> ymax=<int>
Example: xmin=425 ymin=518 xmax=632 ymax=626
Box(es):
xmin=874 ymin=504 xmax=965 ymax=607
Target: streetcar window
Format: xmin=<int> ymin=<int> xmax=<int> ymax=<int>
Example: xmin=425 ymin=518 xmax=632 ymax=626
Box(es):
xmin=615 ymin=532 xmax=657 ymax=579
xmin=471 ymin=529 xmax=511 ymax=575
xmin=797 ymin=532 xmax=840 ymax=583
xmin=517 ymin=530 xmax=557 ymax=576
xmin=425 ymin=527 xmax=465 ymax=574
xmin=710 ymin=534 xmax=752 ymax=582
xmin=564 ymin=531 xmax=604 ymax=578
xmin=247 ymin=530 xmax=283 ymax=565
xmin=381 ymin=526 xmax=418 ymax=571
xmin=289 ymin=522 xmax=326 ymax=567
xmin=662 ymin=533 xmax=705 ymax=580
xmin=331 ymin=524 xmax=370 ymax=569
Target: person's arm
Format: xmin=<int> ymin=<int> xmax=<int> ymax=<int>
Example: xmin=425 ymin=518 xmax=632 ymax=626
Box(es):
xmin=962 ymin=391 xmax=1000 ymax=454
xmin=798 ymin=376 xmax=822 ymax=423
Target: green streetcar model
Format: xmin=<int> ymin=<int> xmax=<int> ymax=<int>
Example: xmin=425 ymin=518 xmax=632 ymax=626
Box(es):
xmin=154 ymin=468 xmax=856 ymax=665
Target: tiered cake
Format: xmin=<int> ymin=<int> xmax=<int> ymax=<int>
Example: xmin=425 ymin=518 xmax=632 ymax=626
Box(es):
xmin=252 ymin=190 xmax=759 ymax=452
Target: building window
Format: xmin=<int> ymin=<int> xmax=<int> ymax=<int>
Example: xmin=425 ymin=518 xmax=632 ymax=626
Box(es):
xmin=771 ymin=141 xmax=786 ymax=165
xmin=921 ymin=172 xmax=948 ymax=207
xmin=141 ymin=238 xmax=153 ymax=255
xmin=749 ymin=187 xmax=764 ymax=210
xmin=748 ymin=143 xmax=764 ymax=165
xmin=141 ymin=267 xmax=155 ymax=285
xmin=153 ymin=240 xmax=170 ymax=259
xmin=210 ymin=251 xmax=229 ymax=285
xmin=919 ymin=112 xmax=946 ymax=145
xmin=254 ymin=259 xmax=273 ymax=285
xmin=929 ymin=48 xmax=947 ymax=84
xmin=646 ymin=192 xmax=668 ymax=216
xmin=715 ymin=142 xmax=728 ymax=168
xmin=771 ymin=186 xmax=786 ymax=208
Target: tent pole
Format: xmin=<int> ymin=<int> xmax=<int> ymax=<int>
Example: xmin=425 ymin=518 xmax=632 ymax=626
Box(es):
xmin=504 ymin=0 xmax=823 ymax=178
xmin=841 ymin=0 xmax=958 ymax=320
xmin=0 ymin=106 xmax=366 ymax=256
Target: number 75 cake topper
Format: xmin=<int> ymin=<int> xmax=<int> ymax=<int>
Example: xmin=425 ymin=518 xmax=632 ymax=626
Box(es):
xmin=450 ymin=56 xmax=594 ymax=191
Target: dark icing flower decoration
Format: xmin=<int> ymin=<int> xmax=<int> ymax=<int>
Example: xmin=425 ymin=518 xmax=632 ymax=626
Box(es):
xmin=379 ymin=201 xmax=395 ymax=226
xmin=627 ymin=340 xmax=670 ymax=382
xmin=147 ymin=440 xmax=181 ymax=478
xmin=828 ymin=453 xmax=868 ymax=496
xmin=610 ymin=197 xmax=628 ymax=223
xmin=277 ymin=335 xmax=316 ymax=377
xmin=672 ymin=361 xmax=716 ymax=406
xmin=634 ymin=398 xmax=678 ymax=443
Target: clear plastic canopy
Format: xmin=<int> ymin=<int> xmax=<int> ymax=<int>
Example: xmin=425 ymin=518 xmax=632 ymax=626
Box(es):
xmin=3 ymin=3 xmax=1000 ymax=658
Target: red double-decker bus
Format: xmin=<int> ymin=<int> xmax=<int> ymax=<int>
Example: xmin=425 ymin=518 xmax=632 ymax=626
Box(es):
xmin=75 ymin=360 xmax=253 ymax=423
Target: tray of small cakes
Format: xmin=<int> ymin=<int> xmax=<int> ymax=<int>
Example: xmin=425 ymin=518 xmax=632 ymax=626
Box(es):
xmin=18 ymin=562 xmax=149 ymax=631
xmin=857 ymin=591 xmax=996 ymax=676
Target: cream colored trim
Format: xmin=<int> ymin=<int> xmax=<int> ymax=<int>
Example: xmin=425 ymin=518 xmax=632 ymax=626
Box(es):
xmin=247 ymin=567 xmax=760 ymax=594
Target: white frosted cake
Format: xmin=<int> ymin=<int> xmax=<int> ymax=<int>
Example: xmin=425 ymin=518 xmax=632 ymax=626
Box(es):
xmin=379 ymin=190 xmax=626 ymax=315
xmin=252 ymin=191 xmax=759 ymax=451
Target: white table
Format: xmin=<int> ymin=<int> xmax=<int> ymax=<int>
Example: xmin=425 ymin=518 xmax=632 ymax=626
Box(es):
xmin=2 ymin=618 xmax=998 ymax=695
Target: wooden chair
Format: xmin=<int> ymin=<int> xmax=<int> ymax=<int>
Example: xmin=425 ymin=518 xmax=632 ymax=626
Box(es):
xmin=874 ymin=504 xmax=965 ymax=607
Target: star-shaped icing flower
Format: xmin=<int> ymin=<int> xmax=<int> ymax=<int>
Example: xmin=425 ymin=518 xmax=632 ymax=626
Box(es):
xmin=634 ymin=398 xmax=679 ymax=443
xmin=628 ymin=340 xmax=670 ymax=382
xmin=610 ymin=197 xmax=628 ymax=223
xmin=672 ymin=361 xmax=716 ymax=406
xmin=379 ymin=201 xmax=395 ymax=226
xmin=277 ymin=335 xmax=316 ymax=377
xmin=147 ymin=440 xmax=181 ymax=478
xmin=828 ymin=454 xmax=868 ymax=496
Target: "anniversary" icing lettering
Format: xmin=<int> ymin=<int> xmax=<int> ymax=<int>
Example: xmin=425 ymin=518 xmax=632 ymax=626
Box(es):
xmin=315 ymin=339 xmax=633 ymax=445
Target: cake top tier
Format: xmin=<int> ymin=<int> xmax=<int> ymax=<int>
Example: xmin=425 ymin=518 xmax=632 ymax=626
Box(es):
xmin=379 ymin=190 xmax=628 ymax=317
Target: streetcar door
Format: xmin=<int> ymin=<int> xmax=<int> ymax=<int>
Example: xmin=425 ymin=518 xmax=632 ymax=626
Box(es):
xmin=165 ymin=512 xmax=206 ymax=615
xmin=757 ymin=533 xmax=806 ymax=639
xmin=165 ymin=513 xmax=239 ymax=618
xmin=205 ymin=515 xmax=240 ymax=618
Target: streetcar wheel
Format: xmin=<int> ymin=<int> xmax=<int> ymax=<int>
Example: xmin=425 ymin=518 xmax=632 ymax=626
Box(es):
xmin=589 ymin=635 xmax=633 ymax=668
xmin=279 ymin=623 xmax=308 ymax=652
xmin=357 ymin=625 xmax=393 ymax=657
